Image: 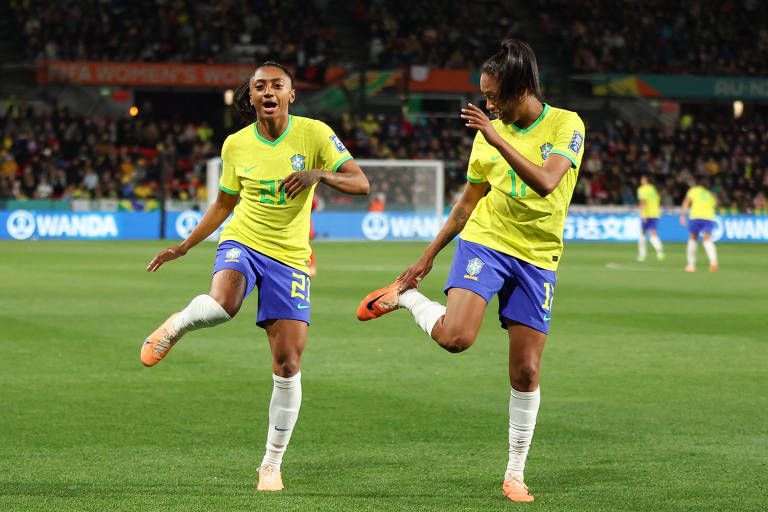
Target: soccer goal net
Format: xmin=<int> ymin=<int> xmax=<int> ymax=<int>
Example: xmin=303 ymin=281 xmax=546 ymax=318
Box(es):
xmin=206 ymin=158 xmax=445 ymax=240
xmin=207 ymin=158 xmax=444 ymax=216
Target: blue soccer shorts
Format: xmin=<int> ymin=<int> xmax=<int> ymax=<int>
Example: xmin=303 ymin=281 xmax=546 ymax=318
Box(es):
xmin=213 ymin=240 xmax=311 ymax=328
xmin=641 ymin=217 xmax=659 ymax=231
xmin=444 ymin=239 xmax=557 ymax=334
xmin=689 ymin=219 xmax=714 ymax=237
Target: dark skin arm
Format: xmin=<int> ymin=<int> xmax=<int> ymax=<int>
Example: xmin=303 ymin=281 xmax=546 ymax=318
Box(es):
xmin=146 ymin=188 xmax=239 ymax=271
xmin=278 ymin=158 xmax=370 ymax=199
xmin=397 ymin=180 xmax=487 ymax=289
xmin=460 ymin=103 xmax=572 ymax=197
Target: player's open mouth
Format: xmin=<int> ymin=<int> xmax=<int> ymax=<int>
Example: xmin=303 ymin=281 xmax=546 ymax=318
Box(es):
xmin=262 ymin=101 xmax=278 ymax=114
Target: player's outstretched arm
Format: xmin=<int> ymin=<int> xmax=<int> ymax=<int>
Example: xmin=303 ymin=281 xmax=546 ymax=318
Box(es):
xmin=279 ymin=159 xmax=369 ymax=199
xmin=461 ymin=103 xmax=571 ymax=197
xmin=146 ymin=189 xmax=239 ymax=272
xmin=398 ymin=181 xmax=486 ymax=289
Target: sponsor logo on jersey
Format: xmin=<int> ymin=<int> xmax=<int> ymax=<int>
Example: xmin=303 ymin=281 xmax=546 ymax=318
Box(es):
xmin=463 ymin=257 xmax=484 ymax=280
xmin=540 ymin=142 xmax=553 ymax=160
xmin=569 ymin=131 xmax=584 ymax=155
xmin=225 ymin=247 xmax=242 ymax=262
xmin=290 ymin=154 xmax=306 ymax=171
xmin=330 ymin=135 xmax=347 ymax=153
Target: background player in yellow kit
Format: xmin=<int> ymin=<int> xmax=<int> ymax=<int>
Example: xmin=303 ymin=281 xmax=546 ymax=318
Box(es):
xmin=357 ymin=39 xmax=585 ymax=502
xmin=141 ymin=62 xmax=369 ymax=491
xmin=637 ymin=175 xmax=665 ymax=261
xmin=680 ymin=176 xmax=718 ymax=272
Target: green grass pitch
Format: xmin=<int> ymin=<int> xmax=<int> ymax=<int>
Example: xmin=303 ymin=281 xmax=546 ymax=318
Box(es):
xmin=1 ymin=240 xmax=766 ymax=511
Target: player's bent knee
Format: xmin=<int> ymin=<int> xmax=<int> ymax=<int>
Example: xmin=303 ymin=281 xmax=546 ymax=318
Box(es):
xmin=273 ymin=359 xmax=301 ymax=378
xmin=436 ymin=331 xmax=476 ymax=353
xmin=510 ymin=364 xmax=540 ymax=391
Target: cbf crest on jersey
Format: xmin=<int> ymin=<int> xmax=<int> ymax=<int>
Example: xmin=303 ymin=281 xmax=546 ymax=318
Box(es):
xmin=290 ymin=154 xmax=306 ymax=171
xmin=540 ymin=142 xmax=553 ymax=160
xmin=225 ymin=247 xmax=242 ymax=262
xmin=569 ymin=131 xmax=584 ymax=155
xmin=464 ymin=257 xmax=484 ymax=281
xmin=330 ymin=135 xmax=347 ymax=153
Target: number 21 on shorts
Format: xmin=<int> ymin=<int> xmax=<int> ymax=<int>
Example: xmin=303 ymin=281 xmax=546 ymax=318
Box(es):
xmin=291 ymin=272 xmax=311 ymax=302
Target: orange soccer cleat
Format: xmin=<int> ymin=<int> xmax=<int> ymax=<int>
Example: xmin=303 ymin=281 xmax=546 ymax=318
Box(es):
xmin=356 ymin=279 xmax=416 ymax=321
xmin=709 ymin=263 xmax=719 ymax=272
xmin=685 ymin=266 xmax=696 ymax=273
xmin=257 ymin=465 xmax=284 ymax=491
xmin=141 ymin=312 xmax=181 ymax=367
xmin=502 ymin=474 xmax=535 ymax=502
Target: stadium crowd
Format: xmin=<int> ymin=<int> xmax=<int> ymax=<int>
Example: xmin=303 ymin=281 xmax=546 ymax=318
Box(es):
xmin=10 ymin=0 xmax=768 ymax=76
xmin=3 ymin=97 xmax=767 ymax=214
xmin=0 ymin=99 xmax=216 ymax=205
xmin=9 ymin=0 xmax=340 ymax=67
xmin=8 ymin=0 xmax=515 ymax=71
xmin=538 ymin=0 xmax=768 ymax=75
xmin=582 ymin=114 xmax=768 ymax=213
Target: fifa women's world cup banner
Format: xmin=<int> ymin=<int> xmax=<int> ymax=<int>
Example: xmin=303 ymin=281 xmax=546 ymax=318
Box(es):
xmin=2 ymin=210 xmax=768 ymax=242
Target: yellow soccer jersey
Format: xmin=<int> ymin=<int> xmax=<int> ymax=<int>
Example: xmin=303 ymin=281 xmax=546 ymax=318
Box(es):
xmin=218 ymin=115 xmax=352 ymax=272
xmin=637 ymin=183 xmax=661 ymax=218
xmin=686 ymin=186 xmax=716 ymax=220
xmin=461 ymin=104 xmax=585 ymax=271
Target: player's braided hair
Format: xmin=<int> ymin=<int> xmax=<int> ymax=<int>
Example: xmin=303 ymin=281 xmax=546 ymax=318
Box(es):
xmin=481 ymin=39 xmax=543 ymax=105
xmin=234 ymin=61 xmax=295 ymax=123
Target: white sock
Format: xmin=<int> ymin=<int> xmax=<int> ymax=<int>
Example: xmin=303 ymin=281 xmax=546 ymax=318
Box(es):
xmin=172 ymin=294 xmax=231 ymax=335
xmin=702 ymin=239 xmax=718 ymax=264
xmin=506 ymin=386 xmax=540 ymax=479
xmin=686 ymin=239 xmax=698 ymax=268
xmin=399 ymin=288 xmax=446 ymax=337
xmin=649 ymin=234 xmax=663 ymax=255
xmin=261 ymin=372 xmax=302 ymax=470
xmin=637 ymin=235 xmax=647 ymax=260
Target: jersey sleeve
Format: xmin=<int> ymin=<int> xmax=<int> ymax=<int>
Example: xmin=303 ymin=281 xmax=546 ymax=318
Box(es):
xmin=218 ymin=136 xmax=241 ymax=194
xmin=637 ymin=187 xmax=645 ymax=202
xmin=314 ymin=121 xmax=353 ymax=172
xmin=549 ymin=113 xmax=586 ymax=169
xmin=686 ymin=188 xmax=695 ymax=200
xmin=466 ymin=131 xmax=489 ymax=183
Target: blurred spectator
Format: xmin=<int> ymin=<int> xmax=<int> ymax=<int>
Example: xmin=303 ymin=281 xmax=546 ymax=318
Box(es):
xmin=9 ymin=0 xmax=339 ymax=66
xmin=538 ymin=0 xmax=768 ymax=75
xmin=1 ymin=100 xmax=216 ymax=203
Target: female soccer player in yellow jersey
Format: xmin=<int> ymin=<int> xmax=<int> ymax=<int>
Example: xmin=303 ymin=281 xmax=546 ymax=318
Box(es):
xmin=357 ymin=40 xmax=585 ymax=502
xmin=141 ymin=61 xmax=369 ymax=492
xmin=680 ymin=176 xmax=718 ymax=272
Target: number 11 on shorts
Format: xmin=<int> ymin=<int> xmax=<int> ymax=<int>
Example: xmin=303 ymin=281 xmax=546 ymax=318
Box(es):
xmin=542 ymin=282 xmax=554 ymax=310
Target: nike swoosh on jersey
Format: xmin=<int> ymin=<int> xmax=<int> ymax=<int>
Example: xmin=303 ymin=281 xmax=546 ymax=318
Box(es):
xmin=491 ymin=155 xmax=502 ymax=161
xmin=297 ymin=303 xmax=309 ymax=309
xmin=243 ymin=165 xmax=258 ymax=173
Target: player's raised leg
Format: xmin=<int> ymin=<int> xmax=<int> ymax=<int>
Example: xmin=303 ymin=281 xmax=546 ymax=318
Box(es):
xmin=141 ymin=269 xmax=240 ymax=366
xmin=411 ymin=287 xmax=486 ymax=352
xmin=257 ymin=319 xmax=307 ymax=491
